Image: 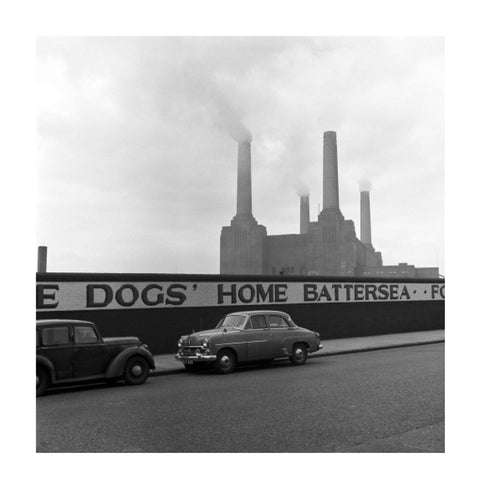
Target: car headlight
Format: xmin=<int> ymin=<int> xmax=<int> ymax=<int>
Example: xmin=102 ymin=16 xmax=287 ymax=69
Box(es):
xmin=201 ymin=337 xmax=209 ymax=348
xmin=177 ymin=339 xmax=183 ymax=348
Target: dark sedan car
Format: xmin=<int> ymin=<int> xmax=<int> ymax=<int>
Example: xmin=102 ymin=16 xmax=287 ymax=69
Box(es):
xmin=176 ymin=310 xmax=323 ymax=374
xmin=36 ymin=319 xmax=155 ymax=396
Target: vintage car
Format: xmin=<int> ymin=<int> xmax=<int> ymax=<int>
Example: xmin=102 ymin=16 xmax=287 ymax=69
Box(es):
xmin=176 ymin=310 xmax=323 ymax=374
xmin=36 ymin=319 xmax=155 ymax=396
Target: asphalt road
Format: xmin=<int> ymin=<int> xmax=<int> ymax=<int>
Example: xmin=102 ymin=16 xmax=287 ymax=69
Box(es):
xmin=36 ymin=343 xmax=444 ymax=452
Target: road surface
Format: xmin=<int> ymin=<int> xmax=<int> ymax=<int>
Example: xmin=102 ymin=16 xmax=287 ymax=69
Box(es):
xmin=36 ymin=343 xmax=444 ymax=452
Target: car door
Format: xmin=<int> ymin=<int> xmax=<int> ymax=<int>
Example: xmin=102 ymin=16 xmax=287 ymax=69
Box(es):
xmin=267 ymin=315 xmax=291 ymax=358
xmin=73 ymin=325 xmax=109 ymax=378
xmin=39 ymin=326 xmax=74 ymax=379
xmin=245 ymin=315 xmax=273 ymax=361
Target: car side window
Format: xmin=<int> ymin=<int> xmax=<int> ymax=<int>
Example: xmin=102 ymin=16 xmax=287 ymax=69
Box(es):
xmin=41 ymin=327 xmax=70 ymax=346
xmin=268 ymin=315 xmax=289 ymax=329
xmin=250 ymin=315 xmax=268 ymax=330
xmin=74 ymin=326 xmax=99 ymax=344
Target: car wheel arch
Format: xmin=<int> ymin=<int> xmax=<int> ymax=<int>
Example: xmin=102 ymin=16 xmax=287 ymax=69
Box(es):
xmin=36 ymin=356 xmax=56 ymax=383
xmin=217 ymin=346 xmax=237 ymax=362
xmin=105 ymin=347 xmax=154 ymax=379
xmin=215 ymin=347 xmax=237 ymax=374
xmin=123 ymin=354 xmax=150 ymax=385
xmin=293 ymin=341 xmax=310 ymax=352
xmin=36 ymin=362 xmax=53 ymax=396
xmin=282 ymin=337 xmax=310 ymax=353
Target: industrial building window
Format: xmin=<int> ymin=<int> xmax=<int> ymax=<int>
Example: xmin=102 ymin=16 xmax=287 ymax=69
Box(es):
xmin=41 ymin=327 xmax=70 ymax=346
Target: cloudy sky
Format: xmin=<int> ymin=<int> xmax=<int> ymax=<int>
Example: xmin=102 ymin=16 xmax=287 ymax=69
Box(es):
xmin=37 ymin=37 xmax=444 ymax=275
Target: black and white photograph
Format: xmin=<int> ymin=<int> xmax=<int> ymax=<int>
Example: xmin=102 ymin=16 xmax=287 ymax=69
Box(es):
xmin=5 ymin=0 xmax=480 ymax=485
xmin=35 ymin=35 xmax=445 ymax=453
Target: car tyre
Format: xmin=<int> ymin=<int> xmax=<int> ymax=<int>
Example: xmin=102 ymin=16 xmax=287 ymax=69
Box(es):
xmin=215 ymin=349 xmax=236 ymax=374
xmin=290 ymin=343 xmax=307 ymax=366
xmin=36 ymin=365 xmax=49 ymax=397
xmin=123 ymin=356 xmax=150 ymax=385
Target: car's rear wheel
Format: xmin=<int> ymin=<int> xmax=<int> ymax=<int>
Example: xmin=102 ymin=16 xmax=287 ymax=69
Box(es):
xmin=290 ymin=343 xmax=307 ymax=366
xmin=36 ymin=365 xmax=49 ymax=397
xmin=123 ymin=356 xmax=150 ymax=385
xmin=215 ymin=349 xmax=236 ymax=374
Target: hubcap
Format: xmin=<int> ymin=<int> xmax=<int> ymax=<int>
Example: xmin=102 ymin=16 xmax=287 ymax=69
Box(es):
xmin=220 ymin=355 xmax=231 ymax=367
xmin=295 ymin=348 xmax=304 ymax=359
xmin=131 ymin=364 xmax=143 ymax=377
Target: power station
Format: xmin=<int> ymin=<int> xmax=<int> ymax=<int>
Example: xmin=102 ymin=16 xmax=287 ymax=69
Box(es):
xmin=220 ymin=131 xmax=439 ymax=278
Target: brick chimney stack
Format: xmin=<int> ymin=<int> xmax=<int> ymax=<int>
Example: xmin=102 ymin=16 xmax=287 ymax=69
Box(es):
xmin=360 ymin=190 xmax=374 ymax=250
xmin=300 ymin=195 xmax=310 ymax=234
xmin=37 ymin=246 xmax=47 ymax=273
xmin=322 ymin=131 xmax=340 ymax=211
xmin=236 ymin=141 xmax=252 ymax=217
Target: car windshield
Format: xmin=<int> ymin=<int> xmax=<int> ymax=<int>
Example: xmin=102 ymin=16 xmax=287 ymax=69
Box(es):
xmin=215 ymin=314 xmax=246 ymax=329
xmin=287 ymin=317 xmax=297 ymax=327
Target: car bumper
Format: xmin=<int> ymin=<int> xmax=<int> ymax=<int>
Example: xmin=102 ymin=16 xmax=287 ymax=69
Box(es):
xmin=175 ymin=352 xmax=217 ymax=363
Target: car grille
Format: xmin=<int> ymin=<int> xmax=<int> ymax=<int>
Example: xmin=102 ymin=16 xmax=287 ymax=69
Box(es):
xmin=179 ymin=346 xmax=202 ymax=356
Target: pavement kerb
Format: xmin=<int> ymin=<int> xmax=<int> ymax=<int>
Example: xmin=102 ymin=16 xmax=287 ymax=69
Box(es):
xmin=149 ymin=338 xmax=445 ymax=377
xmin=310 ymin=339 xmax=445 ymax=358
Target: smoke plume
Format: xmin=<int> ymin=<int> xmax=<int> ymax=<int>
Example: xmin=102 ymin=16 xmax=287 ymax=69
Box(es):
xmin=180 ymin=57 xmax=252 ymax=143
xmin=224 ymin=118 xmax=252 ymax=143
xmin=359 ymin=179 xmax=372 ymax=192
xmin=296 ymin=183 xmax=310 ymax=197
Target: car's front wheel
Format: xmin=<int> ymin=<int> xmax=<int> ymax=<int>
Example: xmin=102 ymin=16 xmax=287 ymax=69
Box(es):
xmin=36 ymin=365 xmax=49 ymax=397
xmin=290 ymin=343 xmax=307 ymax=366
xmin=123 ymin=356 xmax=150 ymax=385
xmin=215 ymin=349 xmax=236 ymax=374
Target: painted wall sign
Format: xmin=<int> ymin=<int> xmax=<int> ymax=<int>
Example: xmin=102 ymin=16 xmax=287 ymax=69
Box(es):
xmin=36 ymin=281 xmax=445 ymax=312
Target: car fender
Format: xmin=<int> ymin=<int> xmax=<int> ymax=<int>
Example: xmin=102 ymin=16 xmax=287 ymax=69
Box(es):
xmin=281 ymin=333 xmax=315 ymax=353
xmin=36 ymin=355 xmax=56 ymax=383
xmin=211 ymin=331 xmax=248 ymax=362
xmin=105 ymin=347 xmax=155 ymax=378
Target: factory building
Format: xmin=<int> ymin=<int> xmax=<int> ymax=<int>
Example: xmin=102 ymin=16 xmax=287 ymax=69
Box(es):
xmin=220 ymin=130 xmax=439 ymax=278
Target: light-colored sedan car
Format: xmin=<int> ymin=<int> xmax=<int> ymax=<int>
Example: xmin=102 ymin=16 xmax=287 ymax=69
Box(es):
xmin=176 ymin=310 xmax=323 ymax=374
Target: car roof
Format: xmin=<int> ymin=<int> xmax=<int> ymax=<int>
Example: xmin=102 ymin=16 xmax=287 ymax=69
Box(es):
xmin=227 ymin=310 xmax=290 ymax=317
xmin=36 ymin=319 xmax=95 ymax=328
